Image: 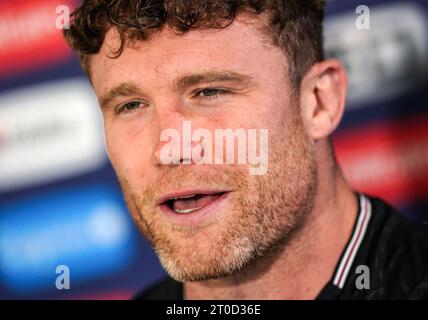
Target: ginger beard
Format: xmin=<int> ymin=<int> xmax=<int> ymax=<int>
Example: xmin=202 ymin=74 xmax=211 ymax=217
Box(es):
xmin=118 ymin=111 xmax=318 ymax=282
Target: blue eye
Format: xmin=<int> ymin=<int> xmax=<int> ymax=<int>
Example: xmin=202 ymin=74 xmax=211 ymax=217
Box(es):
xmin=116 ymin=100 xmax=145 ymax=114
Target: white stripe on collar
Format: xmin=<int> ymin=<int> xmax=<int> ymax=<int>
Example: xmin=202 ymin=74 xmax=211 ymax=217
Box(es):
xmin=332 ymin=194 xmax=372 ymax=289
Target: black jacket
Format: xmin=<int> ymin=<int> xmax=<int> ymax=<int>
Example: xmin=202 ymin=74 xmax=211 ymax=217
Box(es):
xmin=136 ymin=194 xmax=428 ymax=300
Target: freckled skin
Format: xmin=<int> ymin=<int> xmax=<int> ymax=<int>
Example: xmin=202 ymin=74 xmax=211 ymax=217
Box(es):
xmin=89 ymin=12 xmax=357 ymax=299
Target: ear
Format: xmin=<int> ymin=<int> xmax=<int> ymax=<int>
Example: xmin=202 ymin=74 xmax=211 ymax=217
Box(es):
xmin=299 ymin=59 xmax=348 ymax=141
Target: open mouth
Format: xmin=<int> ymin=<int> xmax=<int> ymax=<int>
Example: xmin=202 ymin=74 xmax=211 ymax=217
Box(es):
xmin=162 ymin=192 xmax=228 ymax=214
xmin=156 ymin=189 xmax=232 ymax=226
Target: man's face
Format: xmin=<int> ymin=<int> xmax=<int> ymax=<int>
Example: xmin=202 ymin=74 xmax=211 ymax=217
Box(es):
xmin=90 ymin=13 xmax=318 ymax=281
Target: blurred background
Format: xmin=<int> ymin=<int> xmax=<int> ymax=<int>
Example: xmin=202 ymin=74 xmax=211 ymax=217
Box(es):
xmin=0 ymin=0 xmax=427 ymax=299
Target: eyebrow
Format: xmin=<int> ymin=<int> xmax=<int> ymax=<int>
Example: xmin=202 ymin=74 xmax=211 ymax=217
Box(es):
xmin=99 ymin=82 xmax=142 ymax=110
xmin=99 ymin=71 xmax=255 ymax=109
xmin=173 ymin=71 xmax=255 ymax=90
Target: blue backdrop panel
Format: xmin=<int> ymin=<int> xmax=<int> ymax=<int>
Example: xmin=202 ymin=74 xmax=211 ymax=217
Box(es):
xmin=0 ymin=0 xmax=427 ymax=299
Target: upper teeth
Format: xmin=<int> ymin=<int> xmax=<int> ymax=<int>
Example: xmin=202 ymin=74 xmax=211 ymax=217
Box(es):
xmin=171 ymin=194 xmax=196 ymax=200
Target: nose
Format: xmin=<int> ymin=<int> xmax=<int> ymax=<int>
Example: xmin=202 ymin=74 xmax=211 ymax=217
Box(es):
xmin=154 ymin=136 xmax=204 ymax=166
xmin=152 ymin=108 xmax=205 ymax=167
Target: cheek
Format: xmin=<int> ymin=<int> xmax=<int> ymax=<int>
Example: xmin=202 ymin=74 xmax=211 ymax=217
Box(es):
xmin=239 ymin=95 xmax=290 ymax=131
xmin=105 ymin=132 xmax=124 ymax=168
xmin=104 ymin=121 xmax=151 ymax=178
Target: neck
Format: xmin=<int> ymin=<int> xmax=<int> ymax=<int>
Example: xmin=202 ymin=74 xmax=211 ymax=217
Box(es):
xmin=184 ymin=166 xmax=358 ymax=300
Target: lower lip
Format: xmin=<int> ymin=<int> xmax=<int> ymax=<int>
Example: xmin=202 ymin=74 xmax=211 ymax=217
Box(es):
xmin=158 ymin=192 xmax=231 ymax=227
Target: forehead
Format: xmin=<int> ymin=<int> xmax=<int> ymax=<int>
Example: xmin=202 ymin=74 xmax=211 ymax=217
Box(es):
xmin=89 ymin=13 xmax=288 ymax=95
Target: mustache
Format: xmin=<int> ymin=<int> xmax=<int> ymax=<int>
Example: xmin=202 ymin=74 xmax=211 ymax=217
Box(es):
xmin=135 ymin=166 xmax=250 ymax=205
